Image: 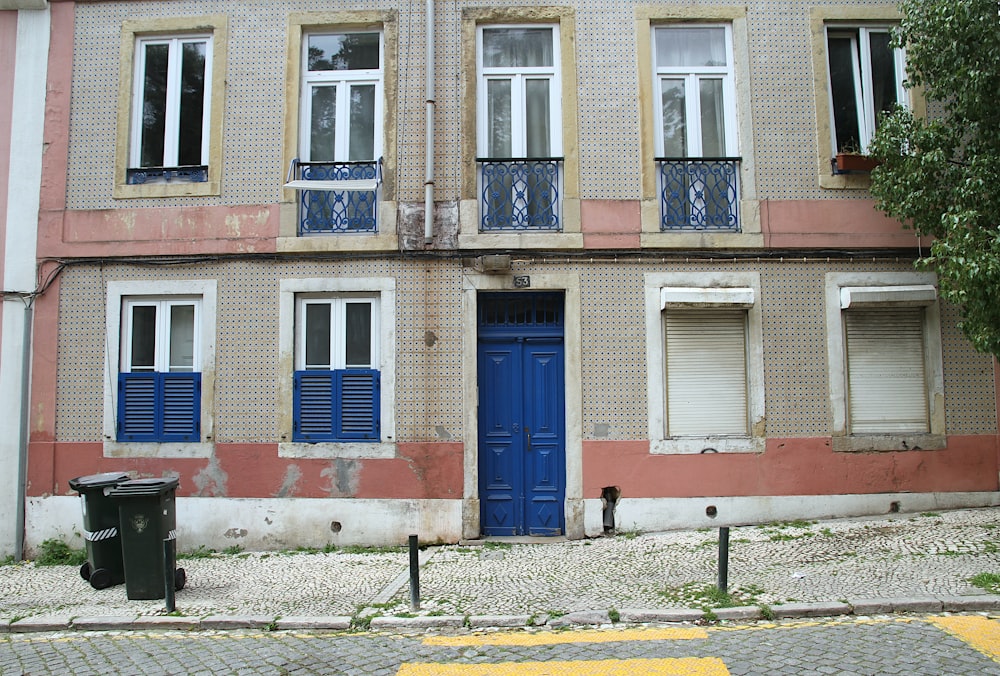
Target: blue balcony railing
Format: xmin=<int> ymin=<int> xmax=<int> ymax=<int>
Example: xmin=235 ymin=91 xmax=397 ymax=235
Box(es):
xmin=289 ymin=160 xmax=379 ymax=235
xmin=478 ymin=158 xmax=562 ymax=231
xmin=657 ymin=158 xmax=741 ymax=232
xmin=126 ymin=165 xmax=208 ymax=185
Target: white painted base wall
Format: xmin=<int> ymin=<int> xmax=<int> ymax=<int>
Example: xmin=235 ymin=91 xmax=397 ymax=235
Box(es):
xmin=586 ymin=492 xmax=1000 ymax=537
xmin=25 ymin=497 xmax=463 ymax=555
xmin=26 ymin=491 xmax=1000 ymax=555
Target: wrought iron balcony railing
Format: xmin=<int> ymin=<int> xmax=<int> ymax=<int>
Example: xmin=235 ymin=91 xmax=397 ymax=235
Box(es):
xmin=657 ymin=157 xmax=741 ymax=232
xmin=478 ymin=158 xmax=562 ymax=231
xmin=126 ymin=165 xmax=208 ymax=185
xmin=286 ymin=160 xmax=380 ymax=235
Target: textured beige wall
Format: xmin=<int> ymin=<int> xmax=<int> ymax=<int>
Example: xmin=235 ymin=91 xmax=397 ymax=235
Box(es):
xmin=66 ymin=0 xmax=912 ymax=210
xmin=55 ymin=258 xmax=996 ymax=443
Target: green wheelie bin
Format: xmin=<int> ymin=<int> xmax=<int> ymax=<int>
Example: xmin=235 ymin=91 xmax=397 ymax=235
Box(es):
xmin=109 ymin=478 xmax=186 ymax=600
xmin=68 ymin=472 xmax=131 ymax=589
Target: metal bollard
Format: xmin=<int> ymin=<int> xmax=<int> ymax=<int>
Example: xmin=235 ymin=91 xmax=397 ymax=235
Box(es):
xmin=409 ymin=534 xmax=420 ymax=611
xmin=164 ymin=539 xmax=175 ymax=612
xmin=718 ymin=526 xmax=730 ymax=594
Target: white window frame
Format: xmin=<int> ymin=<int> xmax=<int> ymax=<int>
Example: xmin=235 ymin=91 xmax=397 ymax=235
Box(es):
xmin=476 ymin=24 xmax=563 ymax=159
xmin=121 ymin=297 xmax=201 ymax=374
xmin=295 ymin=294 xmax=379 ymax=370
xmin=103 ymin=280 xmax=217 ymax=459
xmin=825 ymin=272 xmax=945 ymax=452
xmin=299 ymin=30 xmax=384 ymax=162
xmin=278 ymin=277 xmax=396 ymax=459
xmin=652 ymin=23 xmax=738 ymax=158
xmin=825 ymin=24 xmax=907 ymax=154
xmin=645 ymin=272 xmax=765 ymax=454
xmin=129 ymin=34 xmax=213 ymax=170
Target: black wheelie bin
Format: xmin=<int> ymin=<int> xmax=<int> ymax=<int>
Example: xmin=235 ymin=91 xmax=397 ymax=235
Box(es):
xmin=109 ymin=477 xmax=186 ymax=600
xmin=68 ymin=472 xmax=131 ymax=589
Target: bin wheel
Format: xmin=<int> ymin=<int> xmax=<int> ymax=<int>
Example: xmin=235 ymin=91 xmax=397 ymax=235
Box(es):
xmin=80 ymin=562 xmax=91 ymax=581
xmin=174 ymin=567 xmax=186 ymax=591
xmin=89 ymin=567 xmax=112 ymax=590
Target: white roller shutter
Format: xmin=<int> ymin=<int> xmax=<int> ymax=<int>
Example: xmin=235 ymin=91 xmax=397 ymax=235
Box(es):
xmin=665 ymin=309 xmax=748 ymax=436
xmin=845 ymin=308 xmax=928 ymax=433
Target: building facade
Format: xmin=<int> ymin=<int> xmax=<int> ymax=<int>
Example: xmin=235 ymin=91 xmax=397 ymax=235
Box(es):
xmin=16 ymin=0 xmax=1000 ymax=553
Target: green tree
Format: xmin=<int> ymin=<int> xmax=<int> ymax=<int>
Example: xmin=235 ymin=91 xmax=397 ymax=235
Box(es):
xmin=868 ymin=0 xmax=1000 ymax=357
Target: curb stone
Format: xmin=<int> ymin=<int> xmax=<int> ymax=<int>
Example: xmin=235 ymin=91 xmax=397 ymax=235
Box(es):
xmin=886 ymin=598 xmax=944 ymax=613
xmin=713 ymin=606 xmax=762 ymax=621
xmin=72 ymin=616 xmax=135 ymax=631
xmin=619 ymin=608 xmax=705 ymax=623
xmin=273 ymin=616 xmax=352 ymax=631
xmin=131 ymin=616 xmax=201 ymax=630
xmin=548 ymin=610 xmax=611 ymax=627
xmin=939 ymin=595 xmax=1000 ymax=611
xmin=370 ymin=615 xmax=465 ymax=630
xmin=771 ymin=602 xmax=852 ymax=619
xmin=9 ymin=616 xmax=73 ymax=633
xmin=467 ymin=615 xmax=532 ymax=628
xmin=200 ymin=615 xmax=275 ymax=630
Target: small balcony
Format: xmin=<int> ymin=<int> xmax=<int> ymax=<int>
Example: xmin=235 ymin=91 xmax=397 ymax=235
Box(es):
xmin=285 ymin=160 xmax=380 ymax=235
xmin=658 ymin=157 xmax=741 ymax=232
xmin=478 ymin=158 xmax=562 ymax=231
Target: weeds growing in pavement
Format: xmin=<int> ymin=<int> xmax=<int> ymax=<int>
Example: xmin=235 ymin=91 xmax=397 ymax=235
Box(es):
xmin=659 ymin=582 xmax=765 ymax=611
xmin=970 ymin=572 xmax=1000 ymax=594
xmin=34 ymin=539 xmax=87 ymax=566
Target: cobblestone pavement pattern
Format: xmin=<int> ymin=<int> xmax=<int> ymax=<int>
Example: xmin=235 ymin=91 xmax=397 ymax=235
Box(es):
xmin=4 ymin=507 xmax=998 ymax=623
xmin=1 ymin=617 xmax=999 ymax=675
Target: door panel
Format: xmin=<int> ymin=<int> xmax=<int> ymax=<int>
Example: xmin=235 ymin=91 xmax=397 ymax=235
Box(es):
xmin=477 ymin=293 xmax=565 ymax=536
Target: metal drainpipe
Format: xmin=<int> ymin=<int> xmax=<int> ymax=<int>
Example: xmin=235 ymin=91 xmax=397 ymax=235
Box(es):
xmin=423 ymin=0 xmax=435 ymax=246
xmin=15 ymin=304 xmax=32 ymax=561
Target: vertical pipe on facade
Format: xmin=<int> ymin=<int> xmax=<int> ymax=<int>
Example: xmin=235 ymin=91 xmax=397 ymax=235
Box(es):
xmin=14 ymin=304 xmax=32 ymax=561
xmin=423 ymin=0 xmax=435 ymax=245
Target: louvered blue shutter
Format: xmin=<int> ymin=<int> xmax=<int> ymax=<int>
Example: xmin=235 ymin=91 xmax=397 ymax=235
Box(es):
xmin=161 ymin=373 xmax=201 ymax=442
xmin=294 ymin=371 xmax=335 ymax=441
xmin=118 ymin=372 xmax=200 ymax=442
xmin=118 ymin=373 xmax=158 ymax=441
xmin=336 ymin=369 xmax=379 ymax=440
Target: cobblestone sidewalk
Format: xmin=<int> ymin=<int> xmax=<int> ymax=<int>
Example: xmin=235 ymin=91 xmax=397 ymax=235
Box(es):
xmin=1 ymin=507 xmax=998 ymax=632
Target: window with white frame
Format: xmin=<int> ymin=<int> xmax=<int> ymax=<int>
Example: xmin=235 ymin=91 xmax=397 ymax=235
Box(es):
xmin=300 ymin=31 xmax=382 ymax=163
xmin=826 ymin=275 xmax=945 ymax=451
xmin=653 ymin=25 xmax=740 ymax=231
xmin=476 ymin=25 xmax=562 ymax=230
xmin=118 ymin=297 xmax=201 ymax=442
xmin=826 ymin=25 xmax=906 ymax=154
xmin=653 ymin=25 xmax=737 ymax=159
xmin=294 ymin=294 xmax=380 ymax=442
xmin=645 ymin=275 xmax=764 ymax=454
xmin=129 ymin=35 xmax=212 ymax=180
xmin=291 ymin=30 xmax=384 ymax=234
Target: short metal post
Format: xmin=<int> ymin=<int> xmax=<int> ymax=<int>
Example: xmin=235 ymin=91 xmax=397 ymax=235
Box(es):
xmin=164 ymin=539 xmax=176 ymax=612
xmin=408 ymin=534 xmax=420 ymax=611
xmin=717 ymin=527 xmax=730 ymax=594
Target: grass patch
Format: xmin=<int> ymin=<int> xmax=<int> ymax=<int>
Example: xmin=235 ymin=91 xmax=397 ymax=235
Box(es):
xmin=768 ymin=531 xmax=815 ymax=542
xmin=177 ymin=545 xmax=216 ymax=559
xmin=659 ymin=582 xmax=765 ymax=610
xmin=608 ymin=607 xmax=620 ymax=623
xmin=222 ymin=545 xmax=244 ymax=555
xmin=34 ymin=539 xmax=87 ymax=566
xmin=969 ymin=572 xmax=1000 ymax=594
xmin=1 ymin=554 xmax=16 ymax=566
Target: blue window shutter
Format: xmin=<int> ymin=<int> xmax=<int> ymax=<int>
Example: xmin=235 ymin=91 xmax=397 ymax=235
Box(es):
xmin=118 ymin=372 xmax=201 ymax=443
xmin=161 ymin=373 xmax=201 ymax=442
xmin=336 ymin=369 xmax=380 ymax=440
xmin=118 ymin=373 xmax=158 ymax=441
xmin=294 ymin=371 xmax=335 ymax=441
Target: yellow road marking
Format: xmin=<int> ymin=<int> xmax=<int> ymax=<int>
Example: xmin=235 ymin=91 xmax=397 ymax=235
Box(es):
xmin=397 ymin=657 xmax=729 ymax=675
xmin=423 ymin=627 xmax=708 ymax=646
xmin=928 ymin=616 xmax=1000 ymax=662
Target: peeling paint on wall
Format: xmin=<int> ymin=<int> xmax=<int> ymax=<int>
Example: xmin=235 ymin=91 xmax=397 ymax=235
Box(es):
xmin=321 ymin=458 xmax=359 ymax=497
xmin=275 ymin=464 xmax=301 ymax=498
xmin=192 ymin=455 xmax=228 ymax=497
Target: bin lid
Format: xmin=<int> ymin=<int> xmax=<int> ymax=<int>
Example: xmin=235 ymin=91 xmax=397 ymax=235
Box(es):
xmin=68 ymin=472 xmax=131 ymax=491
xmin=108 ymin=477 xmax=180 ymax=498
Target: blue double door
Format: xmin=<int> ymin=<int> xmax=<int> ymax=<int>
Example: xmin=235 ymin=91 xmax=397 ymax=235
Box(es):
xmin=477 ymin=293 xmax=566 ymax=536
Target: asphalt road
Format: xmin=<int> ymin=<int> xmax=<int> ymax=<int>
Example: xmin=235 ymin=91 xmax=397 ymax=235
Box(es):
xmin=1 ymin=615 xmax=998 ymax=675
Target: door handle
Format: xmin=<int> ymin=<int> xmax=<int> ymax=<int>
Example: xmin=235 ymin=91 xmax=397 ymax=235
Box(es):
xmin=526 ymin=427 xmax=531 ymax=451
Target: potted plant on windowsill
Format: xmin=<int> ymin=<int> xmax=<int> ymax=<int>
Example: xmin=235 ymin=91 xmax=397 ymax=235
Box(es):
xmin=833 ymin=143 xmax=881 ymax=173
